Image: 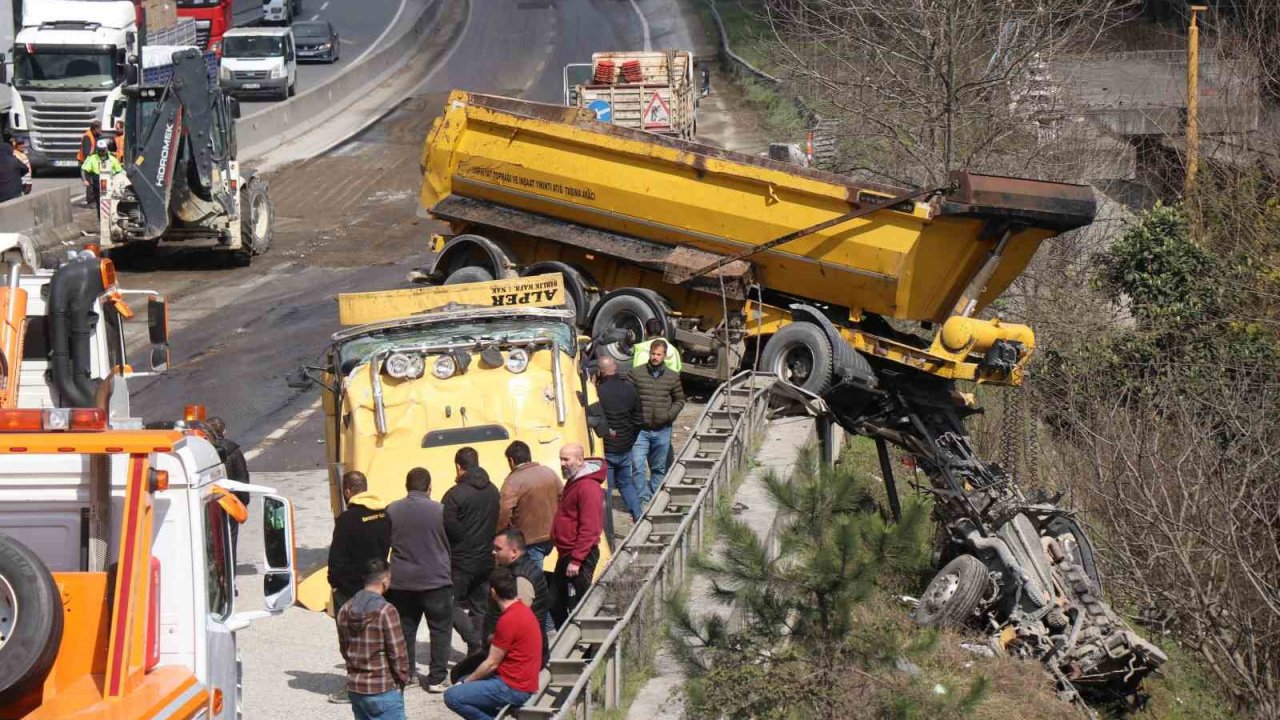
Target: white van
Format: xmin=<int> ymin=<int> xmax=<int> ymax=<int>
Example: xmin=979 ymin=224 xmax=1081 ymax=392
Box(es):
xmin=218 ymin=26 xmax=296 ymax=101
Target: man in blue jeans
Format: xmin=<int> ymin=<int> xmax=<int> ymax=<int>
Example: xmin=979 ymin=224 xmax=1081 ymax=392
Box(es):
xmin=337 ymin=558 xmax=409 ymax=720
xmin=587 ymin=355 xmax=645 ymax=531
xmin=627 ymin=339 xmax=685 ymax=506
xmin=444 ymin=567 xmax=541 ymax=720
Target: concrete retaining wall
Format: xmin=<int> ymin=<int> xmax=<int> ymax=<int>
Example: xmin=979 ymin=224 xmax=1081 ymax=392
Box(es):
xmin=0 ymin=186 xmax=82 ymax=259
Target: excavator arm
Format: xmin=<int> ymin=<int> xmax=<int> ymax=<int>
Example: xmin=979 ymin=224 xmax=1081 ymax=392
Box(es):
xmin=124 ymin=49 xmax=218 ymax=240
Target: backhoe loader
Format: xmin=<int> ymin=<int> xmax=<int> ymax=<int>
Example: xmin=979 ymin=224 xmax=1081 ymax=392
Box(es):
xmin=98 ymin=47 xmax=273 ymax=266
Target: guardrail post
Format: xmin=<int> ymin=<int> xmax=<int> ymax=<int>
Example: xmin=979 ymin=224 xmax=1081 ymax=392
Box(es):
xmin=604 ymin=643 xmax=621 ymax=709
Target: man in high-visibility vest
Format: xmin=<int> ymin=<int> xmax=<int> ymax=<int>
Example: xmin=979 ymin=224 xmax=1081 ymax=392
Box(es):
xmin=81 ymin=138 xmax=123 ymax=208
xmin=78 ymin=121 xmax=103 ymax=206
xmin=78 ymin=120 xmax=101 ymax=163
xmin=630 ymin=318 xmax=682 ymax=373
xmin=111 ymin=120 xmax=125 ymax=162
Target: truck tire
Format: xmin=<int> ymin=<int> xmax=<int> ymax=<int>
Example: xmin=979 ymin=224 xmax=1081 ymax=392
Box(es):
xmin=0 ymin=536 xmax=63 ymax=700
xmin=912 ymin=554 xmax=989 ymax=629
xmin=760 ymin=322 xmax=834 ymax=395
xmin=522 ymin=261 xmax=596 ymax=328
xmin=591 ymin=290 xmax=666 ymax=363
xmin=238 ymin=178 xmax=274 ymax=265
xmin=445 ymin=266 xmax=494 ymax=285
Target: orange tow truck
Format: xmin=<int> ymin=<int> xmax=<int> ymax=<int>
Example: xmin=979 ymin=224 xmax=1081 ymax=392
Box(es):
xmin=0 ymin=236 xmax=299 ymax=719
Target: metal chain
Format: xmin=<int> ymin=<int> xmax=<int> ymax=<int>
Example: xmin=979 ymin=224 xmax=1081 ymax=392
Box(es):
xmin=1024 ymin=375 xmax=1041 ymax=487
xmin=1000 ymin=387 xmax=1021 ymax=482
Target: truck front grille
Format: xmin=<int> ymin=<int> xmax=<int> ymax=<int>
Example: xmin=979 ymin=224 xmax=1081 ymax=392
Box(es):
xmin=27 ymin=101 xmax=99 ymax=159
xmin=195 ymin=21 xmax=212 ymax=50
xmin=234 ymin=70 xmax=269 ymax=80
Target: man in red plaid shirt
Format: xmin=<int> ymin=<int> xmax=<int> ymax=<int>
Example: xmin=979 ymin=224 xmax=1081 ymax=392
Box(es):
xmin=337 ymin=558 xmax=410 ymax=719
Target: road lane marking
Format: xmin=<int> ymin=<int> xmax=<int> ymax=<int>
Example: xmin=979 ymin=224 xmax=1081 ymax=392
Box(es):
xmin=244 ymin=398 xmax=322 ymax=462
xmin=309 ymin=13 xmax=319 ymax=20
xmin=352 ymin=0 xmax=408 ymax=67
xmin=628 ymin=0 xmax=652 ymax=51
xmin=320 ymin=0 xmax=330 ymax=8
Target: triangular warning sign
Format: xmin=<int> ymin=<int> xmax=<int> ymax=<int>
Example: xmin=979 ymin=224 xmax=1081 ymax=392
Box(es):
xmin=642 ymin=92 xmax=672 ymax=130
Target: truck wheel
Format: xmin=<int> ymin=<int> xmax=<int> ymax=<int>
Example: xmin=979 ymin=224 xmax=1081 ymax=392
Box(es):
xmin=287 ymin=81 xmax=296 ymax=98
xmin=760 ymin=322 xmax=834 ymax=394
xmin=0 ymin=536 xmax=63 ymax=700
xmin=239 ymin=178 xmax=273 ymax=263
xmin=591 ymin=290 xmax=665 ymax=363
xmin=912 ymin=554 xmax=989 ymax=629
xmin=522 ymin=261 xmax=597 ymax=328
xmin=445 ymin=266 xmax=494 ymax=285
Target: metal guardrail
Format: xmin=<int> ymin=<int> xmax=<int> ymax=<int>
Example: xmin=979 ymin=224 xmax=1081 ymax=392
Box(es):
xmin=506 ymin=371 xmax=776 ymax=719
xmin=702 ymin=0 xmax=818 ymax=130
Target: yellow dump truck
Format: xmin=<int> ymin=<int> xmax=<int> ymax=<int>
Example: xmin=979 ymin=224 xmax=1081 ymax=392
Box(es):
xmin=415 ymin=91 xmax=1165 ymax=701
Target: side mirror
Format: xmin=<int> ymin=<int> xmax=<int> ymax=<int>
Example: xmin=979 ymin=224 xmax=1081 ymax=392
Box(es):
xmin=286 ymin=367 xmax=314 ymax=390
xmin=230 ymin=98 xmax=242 ymax=119
xmin=261 ymin=494 xmax=297 ymax=612
xmin=148 ymin=298 xmax=170 ymax=371
xmin=149 ymin=344 xmax=170 ymax=372
xmin=148 ymin=297 xmax=168 ymax=344
xmin=124 ymin=64 xmax=139 ymax=85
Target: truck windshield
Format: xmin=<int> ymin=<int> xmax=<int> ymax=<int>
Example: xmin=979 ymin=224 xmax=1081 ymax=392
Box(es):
xmin=223 ymin=36 xmax=284 ymax=58
xmin=338 ymin=318 xmax=576 ymax=372
xmin=13 ymin=47 xmax=118 ymax=90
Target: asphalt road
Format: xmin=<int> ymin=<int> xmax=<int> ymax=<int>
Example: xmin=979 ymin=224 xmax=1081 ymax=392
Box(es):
xmin=28 ymin=0 xmax=404 ymax=193
xmin=84 ymin=0 xmax=707 ymax=714
xmin=230 ymin=0 xmax=406 ymax=112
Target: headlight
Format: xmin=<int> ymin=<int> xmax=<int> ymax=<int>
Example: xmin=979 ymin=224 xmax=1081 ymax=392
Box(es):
xmin=505 ymin=348 xmax=530 ymax=373
xmin=432 ymin=355 xmax=457 ymax=380
xmin=219 ymin=65 xmax=231 ymax=80
xmin=385 ymin=352 xmax=424 ymax=379
xmin=270 ymin=65 xmax=286 ymax=79
xmin=317 ymin=43 xmax=331 ymax=50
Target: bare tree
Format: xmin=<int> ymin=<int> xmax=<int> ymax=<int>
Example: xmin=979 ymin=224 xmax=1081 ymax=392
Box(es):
xmin=755 ymin=0 xmax=1132 ymax=186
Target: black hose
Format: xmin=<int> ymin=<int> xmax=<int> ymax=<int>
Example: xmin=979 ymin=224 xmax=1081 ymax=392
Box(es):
xmin=47 ymin=257 xmax=107 ymax=408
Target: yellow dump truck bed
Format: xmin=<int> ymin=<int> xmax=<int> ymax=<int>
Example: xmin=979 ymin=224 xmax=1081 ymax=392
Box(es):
xmin=420 ymin=91 xmax=1095 ymax=324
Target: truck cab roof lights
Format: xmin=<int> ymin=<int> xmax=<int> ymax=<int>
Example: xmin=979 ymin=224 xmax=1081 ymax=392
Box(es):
xmin=0 ymin=408 xmax=108 ymax=432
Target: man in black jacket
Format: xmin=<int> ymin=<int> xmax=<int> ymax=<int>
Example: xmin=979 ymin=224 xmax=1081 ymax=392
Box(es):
xmin=207 ymin=417 xmax=251 ymax=552
xmin=327 ymin=470 xmax=392 ymax=611
xmin=453 ymin=526 xmax=553 ymax=683
xmin=588 ymin=356 xmax=644 ymax=526
xmin=326 ymin=470 xmax=392 ymax=704
xmin=0 ymin=141 xmax=29 ymax=204
xmin=443 ymin=446 xmax=500 ymax=657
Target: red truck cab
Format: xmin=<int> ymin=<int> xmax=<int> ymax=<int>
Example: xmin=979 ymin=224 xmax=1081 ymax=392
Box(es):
xmin=176 ymin=0 xmax=234 ymax=55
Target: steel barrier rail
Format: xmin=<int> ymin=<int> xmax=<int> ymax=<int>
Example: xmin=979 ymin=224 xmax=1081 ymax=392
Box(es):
xmin=504 ymin=371 xmax=776 ymax=719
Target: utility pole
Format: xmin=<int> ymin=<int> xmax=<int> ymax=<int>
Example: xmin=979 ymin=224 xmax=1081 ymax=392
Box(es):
xmin=1185 ymin=5 xmax=1208 ymax=196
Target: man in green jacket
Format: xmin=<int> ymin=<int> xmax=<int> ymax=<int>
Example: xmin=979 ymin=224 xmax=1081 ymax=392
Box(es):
xmin=81 ymin=138 xmax=124 ymax=208
xmin=628 ymin=339 xmax=685 ymax=507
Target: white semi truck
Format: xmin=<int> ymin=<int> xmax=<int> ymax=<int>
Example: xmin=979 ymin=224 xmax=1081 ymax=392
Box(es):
xmin=7 ymin=0 xmax=194 ymax=171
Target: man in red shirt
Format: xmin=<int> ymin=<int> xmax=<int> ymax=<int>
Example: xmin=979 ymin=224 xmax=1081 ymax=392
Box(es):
xmin=443 ymin=567 xmax=540 ymax=719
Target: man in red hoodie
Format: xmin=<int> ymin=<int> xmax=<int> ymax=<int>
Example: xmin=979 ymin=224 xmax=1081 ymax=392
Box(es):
xmin=549 ymin=442 xmax=605 ymax=627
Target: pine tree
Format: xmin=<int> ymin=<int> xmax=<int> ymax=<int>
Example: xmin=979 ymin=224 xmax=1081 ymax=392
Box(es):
xmin=669 ymin=444 xmax=989 ymax=719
